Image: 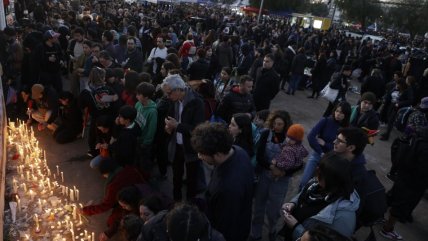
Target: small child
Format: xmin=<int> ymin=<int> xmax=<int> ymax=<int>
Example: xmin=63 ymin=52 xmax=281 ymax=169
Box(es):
xmin=271 ymin=124 xmax=308 ymax=179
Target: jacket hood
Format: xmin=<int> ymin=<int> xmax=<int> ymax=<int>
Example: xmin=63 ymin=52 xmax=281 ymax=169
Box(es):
xmin=311 ymin=190 xmax=360 ymax=225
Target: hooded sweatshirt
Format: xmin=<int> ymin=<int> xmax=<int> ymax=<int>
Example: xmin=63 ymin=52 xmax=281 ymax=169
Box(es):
xmin=135 ymin=99 xmax=158 ymax=146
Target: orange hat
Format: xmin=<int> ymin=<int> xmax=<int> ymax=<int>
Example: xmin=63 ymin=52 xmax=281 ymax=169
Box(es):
xmin=287 ymin=124 xmax=305 ymax=142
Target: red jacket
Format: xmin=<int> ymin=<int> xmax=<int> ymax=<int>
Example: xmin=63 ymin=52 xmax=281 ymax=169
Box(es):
xmin=82 ymin=166 xmax=145 ymax=236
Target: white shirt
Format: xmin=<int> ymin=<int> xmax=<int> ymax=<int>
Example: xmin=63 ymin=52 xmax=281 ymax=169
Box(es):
xmin=176 ymin=101 xmax=184 ymax=145
xmin=147 ymin=47 xmax=168 ymax=74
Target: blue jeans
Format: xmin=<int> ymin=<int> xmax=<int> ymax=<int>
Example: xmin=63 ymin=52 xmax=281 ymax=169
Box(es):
xmin=251 ymin=169 xmax=290 ymax=239
xmin=287 ymin=74 xmax=302 ymax=94
xmin=299 ymin=152 xmax=322 ymax=191
xmin=90 ymin=155 xmax=103 ymax=169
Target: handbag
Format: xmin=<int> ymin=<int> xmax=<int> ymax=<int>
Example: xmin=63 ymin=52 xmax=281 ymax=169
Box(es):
xmin=320 ymin=83 xmax=339 ymax=102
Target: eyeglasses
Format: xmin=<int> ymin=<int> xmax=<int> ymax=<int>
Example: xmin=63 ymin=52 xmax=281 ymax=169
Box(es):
xmin=335 ymin=137 xmax=347 ymax=144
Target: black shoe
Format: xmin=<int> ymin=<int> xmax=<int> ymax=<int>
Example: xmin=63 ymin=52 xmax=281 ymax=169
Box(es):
xmin=285 ymin=91 xmax=291 ymax=95
xmin=379 ymin=134 xmax=389 ymax=141
xmin=307 ymin=96 xmax=314 ymax=98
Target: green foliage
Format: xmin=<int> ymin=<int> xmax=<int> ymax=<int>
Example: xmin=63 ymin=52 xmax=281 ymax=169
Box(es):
xmin=249 ymin=0 xmax=310 ymax=12
xmin=310 ymin=2 xmax=329 ymax=17
xmin=382 ymin=0 xmax=428 ymax=37
xmin=335 ymin=0 xmax=383 ymax=29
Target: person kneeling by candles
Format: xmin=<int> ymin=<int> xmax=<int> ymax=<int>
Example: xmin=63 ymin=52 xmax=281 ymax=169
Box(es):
xmin=79 ymin=157 xmax=145 ymax=241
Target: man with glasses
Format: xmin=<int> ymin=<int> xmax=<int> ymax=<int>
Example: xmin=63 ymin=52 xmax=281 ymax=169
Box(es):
xmin=161 ymin=74 xmax=205 ymax=201
xmin=333 ymin=127 xmax=369 ymax=181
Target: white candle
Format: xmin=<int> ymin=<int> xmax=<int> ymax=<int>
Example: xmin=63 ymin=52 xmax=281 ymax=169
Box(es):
xmin=35 ymin=214 xmax=40 ymax=231
xmin=76 ymin=190 xmax=79 ymax=201
xmin=26 ymin=171 xmax=30 ymax=180
xmin=70 ymin=229 xmax=76 ymax=241
xmin=72 ymin=206 xmax=77 ymax=220
xmin=66 ymin=187 xmax=69 ymax=196
xmin=29 ymin=190 xmax=35 ymax=201
xmin=92 ymin=232 xmax=94 ymax=241
xmin=56 ymin=165 xmax=59 ymax=175
xmin=61 ymin=172 xmax=64 ymax=182
xmin=47 ymin=178 xmax=51 ymax=190
xmin=38 ymin=198 xmax=42 ymax=212
xmin=79 ymin=213 xmax=82 ymax=224
xmin=22 ymin=183 xmax=27 ymax=192
xmin=84 ymin=230 xmax=88 ymax=239
xmin=16 ymin=195 xmax=21 ymax=211
xmin=47 ymin=168 xmax=51 ymax=176
xmin=70 ymin=191 xmax=75 ymax=202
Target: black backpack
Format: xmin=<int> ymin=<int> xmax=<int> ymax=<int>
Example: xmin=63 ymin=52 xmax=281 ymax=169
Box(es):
xmin=394 ymin=107 xmax=415 ymax=132
xmin=357 ymin=170 xmax=388 ymax=226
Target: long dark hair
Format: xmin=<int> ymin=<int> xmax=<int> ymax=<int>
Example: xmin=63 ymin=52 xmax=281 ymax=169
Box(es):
xmin=317 ymin=152 xmax=353 ymax=200
xmin=333 ymin=101 xmax=352 ymax=127
xmin=232 ymin=113 xmax=254 ymax=157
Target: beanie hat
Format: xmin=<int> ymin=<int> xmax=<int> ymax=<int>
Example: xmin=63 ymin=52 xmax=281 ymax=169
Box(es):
xmin=361 ymin=92 xmax=377 ymax=104
xmin=287 ymin=124 xmax=305 ymax=142
xmin=31 ymin=84 xmax=44 ymax=100
xmin=118 ymin=105 xmax=137 ymax=121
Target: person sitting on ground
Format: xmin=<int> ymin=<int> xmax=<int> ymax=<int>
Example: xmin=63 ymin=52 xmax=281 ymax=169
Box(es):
xmin=300 ymin=101 xmax=351 ymax=190
xmin=280 ymin=153 xmax=360 ymax=241
xmin=80 ymin=157 xmax=145 ymax=241
xmin=350 ymin=92 xmax=380 ymax=130
xmin=52 ymin=91 xmax=83 ymax=144
xmin=137 ymin=194 xmax=170 ymax=241
xmin=29 ymin=83 xmax=59 ymax=131
xmin=89 ymin=115 xmax=114 ymax=169
xmin=121 ymin=214 xmax=144 ymax=241
xmin=166 ymin=203 xmax=225 ymax=241
xmin=298 ymin=225 xmax=352 ymax=241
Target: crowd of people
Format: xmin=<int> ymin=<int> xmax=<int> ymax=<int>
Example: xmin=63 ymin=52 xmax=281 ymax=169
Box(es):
xmin=1 ymin=0 xmax=428 ymax=241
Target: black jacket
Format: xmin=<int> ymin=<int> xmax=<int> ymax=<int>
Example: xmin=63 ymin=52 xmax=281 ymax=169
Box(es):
xmin=253 ymin=67 xmax=280 ymax=110
xmin=125 ymin=49 xmax=144 ymax=73
xmin=350 ymin=106 xmax=380 ymax=130
xmin=168 ymin=88 xmax=205 ymax=156
xmin=206 ymin=146 xmax=253 ymax=241
xmin=216 ymin=87 xmax=256 ymax=123
xmin=111 ymin=122 xmax=141 ymax=166
xmin=59 ymin=98 xmax=82 ymax=133
xmin=188 ymin=58 xmax=210 ymax=80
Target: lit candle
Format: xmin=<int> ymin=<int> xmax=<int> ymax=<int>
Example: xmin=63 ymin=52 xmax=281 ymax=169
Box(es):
xmin=70 ymin=191 xmax=75 ymax=202
xmin=53 ymin=173 xmax=56 ymax=180
xmin=29 ymin=190 xmax=35 ymax=201
xmin=47 ymin=178 xmax=51 ymax=190
xmin=76 ymin=189 xmax=79 ymax=201
xmin=65 ymin=187 xmax=69 ymax=196
xmin=61 ymin=172 xmax=64 ymax=182
xmin=70 ymin=229 xmax=76 ymax=241
xmin=57 ymin=221 xmax=61 ymax=229
xmin=92 ymin=232 xmax=95 ymax=241
xmin=47 ymin=168 xmax=51 ymax=176
xmin=26 ymin=171 xmax=30 ymax=180
xmin=35 ymin=214 xmax=40 ymax=232
xmin=56 ymin=165 xmax=59 ymax=175
xmin=72 ymin=205 xmax=77 ymax=220
xmin=79 ymin=213 xmax=82 ymax=225
xmin=38 ymin=198 xmax=42 ymax=212
xmin=16 ymin=195 xmax=21 ymax=211
xmin=84 ymin=230 xmax=88 ymax=239
xmin=22 ymin=183 xmax=27 ymax=192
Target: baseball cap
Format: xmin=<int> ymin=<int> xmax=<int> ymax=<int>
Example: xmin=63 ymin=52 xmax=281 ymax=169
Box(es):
xmin=44 ymin=30 xmax=60 ymax=39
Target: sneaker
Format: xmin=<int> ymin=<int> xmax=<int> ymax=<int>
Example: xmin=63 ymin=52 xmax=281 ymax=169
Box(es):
xmin=380 ymin=228 xmax=403 ymax=240
xmin=87 ymin=150 xmax=97 ymax=158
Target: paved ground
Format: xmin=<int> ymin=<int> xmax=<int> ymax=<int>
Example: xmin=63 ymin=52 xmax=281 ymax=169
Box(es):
xmin=33 ymin=79 xmax=428 ymax=241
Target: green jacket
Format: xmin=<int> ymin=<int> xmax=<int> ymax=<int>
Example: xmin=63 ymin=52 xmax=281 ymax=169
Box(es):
xmin=135 ymin=100 xmax=158 ymax=146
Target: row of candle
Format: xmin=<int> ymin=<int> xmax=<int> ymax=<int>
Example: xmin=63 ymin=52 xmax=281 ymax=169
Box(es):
xmin=7 ymin=120 xmax=94 ymax=241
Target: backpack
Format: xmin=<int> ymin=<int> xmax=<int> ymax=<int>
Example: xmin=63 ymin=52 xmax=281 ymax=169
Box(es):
xmin=394 ymin=107 xmax=415 ymax=132
xmin=357 ymin=170 xmax=388 ymax=227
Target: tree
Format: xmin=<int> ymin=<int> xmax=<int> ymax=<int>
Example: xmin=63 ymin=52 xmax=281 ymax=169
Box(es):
xmin=382 ymin=0 xmax=428 ymax=37
xmin=335 ymin=0 xmax=383 ymax=29
xmin=249 ymin=0 xmax=310 ymax=12
xmin=310 ymin=2 xmax=329 ymax=17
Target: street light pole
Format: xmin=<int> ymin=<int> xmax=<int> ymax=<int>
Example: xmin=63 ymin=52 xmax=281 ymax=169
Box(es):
xmin=257 ymin=0 xmax=264 ymax=24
